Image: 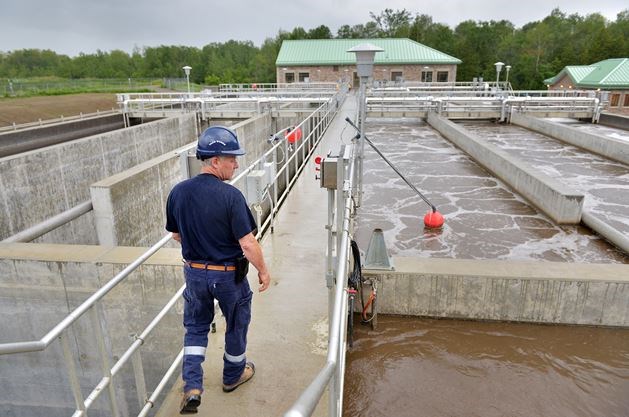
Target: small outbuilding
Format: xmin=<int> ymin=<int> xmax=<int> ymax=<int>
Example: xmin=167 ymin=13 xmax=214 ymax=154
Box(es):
xmin=275 ymin=38 xmax=462 ymax=88
xmin=544 ymin=58 xmax=629 ymax=114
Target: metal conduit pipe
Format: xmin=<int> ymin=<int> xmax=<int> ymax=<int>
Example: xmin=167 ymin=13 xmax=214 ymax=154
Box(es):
xmin=2 ymin=200 xmax=93 ymax=243
xmin=284 ymin=145 xmax=357 ymax=417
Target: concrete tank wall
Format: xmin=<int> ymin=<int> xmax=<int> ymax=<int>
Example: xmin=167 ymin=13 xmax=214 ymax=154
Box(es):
xmin=599 ymin=112 xmax=629 ymax=130
xmin=90 ymin=114 xmax=274 ymax=247
xmin=0 ymin=114 xmax=125 ymax=158
xmin=90 ymin=145 xmax=189 ymax=247
xmin=511 ymin=112 xmax=629 ymax=165
xmin=0 ymin=243 xmax=184 ymax=417
xmin=365 ymin=257 xmax=629 ymax=327
xmin=427 ymin=113 xmax=584 ymax=224
xmin=0 ymin=115 xmax=198 ymax=244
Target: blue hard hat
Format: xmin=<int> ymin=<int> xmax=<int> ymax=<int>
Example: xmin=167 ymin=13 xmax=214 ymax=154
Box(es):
xmin=196 ymin=126 xmax=245 ymax=159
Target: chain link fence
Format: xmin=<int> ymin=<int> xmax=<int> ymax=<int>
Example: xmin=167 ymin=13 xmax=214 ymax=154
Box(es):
xmin=2 ymin=78 xmax=164 ymax=97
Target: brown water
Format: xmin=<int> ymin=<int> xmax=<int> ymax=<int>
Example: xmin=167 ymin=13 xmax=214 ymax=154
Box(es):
xmin=355 ymin=119 xmax=628 ymax=263
xmin=458 ymin=121 xmax=629 ymax=239
xmin=343 ymin=315 xmax=629 ymax=417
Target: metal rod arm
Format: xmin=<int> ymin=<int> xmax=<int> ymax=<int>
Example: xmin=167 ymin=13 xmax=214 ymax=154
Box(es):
xmin=345 ymin=117 xmax=437 ymax=212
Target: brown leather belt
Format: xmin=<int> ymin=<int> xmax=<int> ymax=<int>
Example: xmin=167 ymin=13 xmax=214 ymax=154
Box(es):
xmin=185 ymin=261 xmax=236 ymax=271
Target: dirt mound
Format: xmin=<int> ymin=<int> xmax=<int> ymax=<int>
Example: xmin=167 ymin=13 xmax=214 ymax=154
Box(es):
xmin=0 ymin=93 xmax=118 ymax=127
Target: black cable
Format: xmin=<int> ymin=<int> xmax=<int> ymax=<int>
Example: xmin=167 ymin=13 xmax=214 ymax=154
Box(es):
xmin=348 ymin=240 xmax=362 ymax=290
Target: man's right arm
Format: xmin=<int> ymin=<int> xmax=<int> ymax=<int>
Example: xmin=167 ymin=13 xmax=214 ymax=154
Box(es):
xmin=238 ymin=232 xmax=271 ymax=292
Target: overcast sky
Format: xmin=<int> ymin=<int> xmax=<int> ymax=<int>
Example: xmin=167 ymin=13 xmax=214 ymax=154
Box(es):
xmin=1 ymin=0 xmax=627 ymax=57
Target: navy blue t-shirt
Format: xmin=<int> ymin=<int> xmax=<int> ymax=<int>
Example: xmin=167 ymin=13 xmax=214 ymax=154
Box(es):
xmin=165 ymin=173 xmax=257 ymax=264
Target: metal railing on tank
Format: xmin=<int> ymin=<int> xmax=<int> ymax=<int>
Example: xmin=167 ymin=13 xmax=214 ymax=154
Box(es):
xmin=218 ymin=82 xmax=339 ymax=93
xmin=0 ymin=90 xmax=346 ymax=417
xmin=365 ymin=93 xmax=603 ymax=122
xmin=283 ymin=126 xmax=360 ymax=417
xmin=117 ymin=90 xmax=338 ymax=123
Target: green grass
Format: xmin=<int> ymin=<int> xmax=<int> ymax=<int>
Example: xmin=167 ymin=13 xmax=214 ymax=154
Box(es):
xmin=2 ymin=87 xmax=154 ymax=99
xmin=2 ymin=77 xmax=163 ymax=97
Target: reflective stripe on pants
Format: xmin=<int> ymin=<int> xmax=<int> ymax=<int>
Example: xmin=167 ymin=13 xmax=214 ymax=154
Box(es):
xmin=182 ymin=265 xmax=253 ymax=390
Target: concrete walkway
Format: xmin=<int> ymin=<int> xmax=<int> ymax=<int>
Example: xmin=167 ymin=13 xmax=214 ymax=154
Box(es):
xmin=156 ymin=94 xmax=358 ymax=417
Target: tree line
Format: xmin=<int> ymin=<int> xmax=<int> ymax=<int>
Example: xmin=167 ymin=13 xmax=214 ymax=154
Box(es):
xmin=1 ymin=8 xmax=628 ymax=90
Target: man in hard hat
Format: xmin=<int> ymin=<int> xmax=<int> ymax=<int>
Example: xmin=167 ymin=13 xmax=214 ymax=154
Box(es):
xmin=165 ymin=126 xmax=271 ymax=414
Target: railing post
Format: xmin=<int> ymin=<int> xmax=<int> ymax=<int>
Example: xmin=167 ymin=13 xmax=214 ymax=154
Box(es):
xmin=89 ymin=304 xmax=120 ymax=417
xmin=59 ymin=332 xmax=87 ymax=416
xmin=131 ymin=346 xmax=149 ymax=408
xmin=284 ymin=139 xmax=290 ymax=193
xmin=272 ymin=147 xmax=279 ymax=210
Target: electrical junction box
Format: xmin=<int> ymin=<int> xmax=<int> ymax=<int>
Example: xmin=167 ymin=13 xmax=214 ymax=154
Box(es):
xmin=320 ymin=157 xmax=338 ymax=189
xmin=185 ymin=150 xmax=201 ymax=178
xmin=263 ymin=162 xmax=276 ymax=186
xmin=246 ymin=170 xmax=267 ymax=205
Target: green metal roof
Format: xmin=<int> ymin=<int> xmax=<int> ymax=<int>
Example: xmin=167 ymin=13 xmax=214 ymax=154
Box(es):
xmin=544 ymin=58 xmax=629 ymax=89
xmin=276 ymin=38 xmax=461 ymax=66
xmin=543 ymin=65 xmax=595 ymax=85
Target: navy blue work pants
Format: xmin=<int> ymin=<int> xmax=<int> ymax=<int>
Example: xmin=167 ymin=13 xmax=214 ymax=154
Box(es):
xmin=182 ymin=265 xmax=253 ymax=392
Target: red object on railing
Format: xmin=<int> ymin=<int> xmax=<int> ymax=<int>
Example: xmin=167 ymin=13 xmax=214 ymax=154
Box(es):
xmin=285 ymin=126 xmax=302 ymax=144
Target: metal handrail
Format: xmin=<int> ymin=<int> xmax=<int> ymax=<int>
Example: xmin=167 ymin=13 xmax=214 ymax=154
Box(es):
xmin=0 ymin=88 xmax=346 ymax=417
xmin=365 ymin=94 xmax=603 ymax=122
xmin=2 ymin=201 xmax=93 ymax=243
xmin=219 ymin=82 xmax=339 ymax=92
xmin=284 ymin=130 xmax=358 ymax=417
xmin=0 ymin=232 xmax=173 ymax=356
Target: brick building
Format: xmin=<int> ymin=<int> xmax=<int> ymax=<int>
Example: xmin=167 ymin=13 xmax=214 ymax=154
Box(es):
xmin=544 ymin=58 xmax=629 ymax=114
xmin=275 ymin=38 xmax=462 ymax=88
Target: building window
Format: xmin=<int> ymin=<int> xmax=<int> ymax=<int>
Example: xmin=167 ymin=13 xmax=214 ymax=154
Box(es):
xmin=610 ymin=93 xmax=620 ymax=107
xmin=333 ymin=65 xmax=339 ymax=72
xmin=421 ymin=71 xmax=433 ymax=82
xmin=391 ymin=71 xmax=403 ymax=82
xmin=436 ymin=71 xmax=449 ymax=82
xmin=299 ymin=72 xmax=310 ymax=82
xmin=285 ymin=72 xmax=295 ymax=83
xmin=623 ymin=94 xmax=629 ymax=107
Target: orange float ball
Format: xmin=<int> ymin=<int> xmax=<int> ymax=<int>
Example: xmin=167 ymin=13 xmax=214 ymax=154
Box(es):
xmin=424 ymin=211 xmax=444 ymax=229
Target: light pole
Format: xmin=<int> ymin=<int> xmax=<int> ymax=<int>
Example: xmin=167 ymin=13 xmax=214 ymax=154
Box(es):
xmin=505 ymin=65 xmax=512 ymax=87
xmin=347 ymin=43 xmax=384 ymax=208
xmin=494 ymin=61 xmax=504 ymax=89
xmin=182 ymin=65 xmax=191 ymax=94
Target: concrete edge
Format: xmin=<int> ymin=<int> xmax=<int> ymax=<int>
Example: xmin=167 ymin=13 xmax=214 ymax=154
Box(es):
xmin=426 ymin=113 xmax=584 ymax=224
xmin=362 ymin=256 xmax=629 ymax=327
xmin=0 ymin=242 xmax=182 ymax=266
xmin=365 ymin=256 xmax=629 ymax=283
xmin=0 ymin=113 xmax=195 ymax=163
xmin=581 ymin=210 xmax=629 ymax=255
xmin=599 ymin=112 xmax=629 ymax=130
xmin=90 ymin=140 xmax=194 ymax=188
xmin=511 ymin=112 xmax=629 ymax=166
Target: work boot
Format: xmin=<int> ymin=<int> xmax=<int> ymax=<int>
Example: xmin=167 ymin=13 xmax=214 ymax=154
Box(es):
xmin=222 ymin=362 xmax=255 ymax=393
xmin=180 ymin=389 xmax=202 ymax=414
